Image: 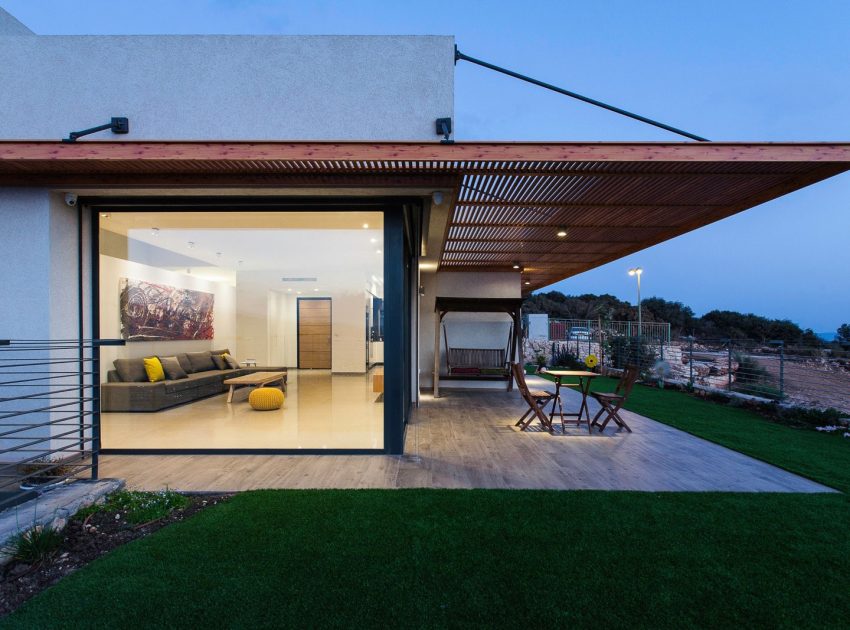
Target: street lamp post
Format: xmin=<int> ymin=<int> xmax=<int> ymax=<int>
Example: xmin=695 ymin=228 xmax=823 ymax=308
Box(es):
xmin=628 ymin=267 xmax=643 ymax=337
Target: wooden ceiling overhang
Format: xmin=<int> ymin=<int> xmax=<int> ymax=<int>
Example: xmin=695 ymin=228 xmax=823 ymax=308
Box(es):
xmin=2 ymin=140 xmax=849 ymax=291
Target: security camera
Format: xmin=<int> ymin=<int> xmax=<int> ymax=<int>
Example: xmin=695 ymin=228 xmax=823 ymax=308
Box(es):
xmin=64 ymin=193 xmax=77 ymax=207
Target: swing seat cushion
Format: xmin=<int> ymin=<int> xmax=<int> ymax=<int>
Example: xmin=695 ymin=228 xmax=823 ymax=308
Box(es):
xmin=480 ymin=367 xmax=508 ymax=376
xmin=451 ymin=366 xmax=481 ymax=375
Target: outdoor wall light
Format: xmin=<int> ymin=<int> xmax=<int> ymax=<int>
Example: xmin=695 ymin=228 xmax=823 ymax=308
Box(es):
xmin=435 ymin=117 xmax=453 ymax=143
xmin=432 ymin=191 xmax=444 ymax=206
xmin=63 ymin=117 xmax=129 ymax=143
xmin=556 ymin=227 xmax=568 ymax=238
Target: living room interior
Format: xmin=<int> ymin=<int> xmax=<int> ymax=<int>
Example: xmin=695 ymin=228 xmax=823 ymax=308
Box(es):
xmin=97 ymin=209 xmax=385 ymax=450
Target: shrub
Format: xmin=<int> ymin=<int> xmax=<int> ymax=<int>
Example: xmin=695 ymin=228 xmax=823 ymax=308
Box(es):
xmin=3 ymin=525 xmax=64 ymax=564
xmin=550 ymin=343 xmax=583 ymax=369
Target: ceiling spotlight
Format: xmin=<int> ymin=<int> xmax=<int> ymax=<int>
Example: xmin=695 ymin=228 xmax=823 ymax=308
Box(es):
xmin=556 ymin=227 xmax=568 ymax=238
xmin=362 ymin=223 xmax=369 ymax=229
xmin=187 ymin=241 xmax=195 ymax=249
xmin=100 ymin=212 xmax=110 ymax=218
xmin=151 ymin=227 xmax=159 ymax=236
xmin=376 ymin=249 xmax=382 ymax=254
xmin=512 ymin=262 xmax=521 ymax=270
xmin=313 ymin=288 xmax=319 ymax=292
xmin=297 ymin=291 xmax=302 ymax=295
xmin=287 ymin=288 xmax=292 ymax=292
xmin=370 ymin=238 xmax=378 ymax=243
xmin=216 ymin=252 xmax=222 ymax=258
xmin=432 ymin=191 xmax=444 ymax=206
xmin=237 ymin=260 xmax=244 ymax=266
xmin=524 ymin=281 xmax=531 ymax=285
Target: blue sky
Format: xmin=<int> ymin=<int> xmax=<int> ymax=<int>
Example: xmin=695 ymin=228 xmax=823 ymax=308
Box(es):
xmin=5 ymin=0 xmax=849 ymax=332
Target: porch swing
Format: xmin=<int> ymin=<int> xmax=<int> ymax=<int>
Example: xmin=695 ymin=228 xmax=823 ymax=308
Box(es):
xmin=433 ymin=297 xmax=524 ymax=398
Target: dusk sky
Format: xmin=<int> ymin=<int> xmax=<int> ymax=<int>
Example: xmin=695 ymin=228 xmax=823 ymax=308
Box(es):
xmin=6 ymin=0 xmax=849 ymax=332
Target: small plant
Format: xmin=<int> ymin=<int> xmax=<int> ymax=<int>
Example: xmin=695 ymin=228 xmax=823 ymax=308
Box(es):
xmin=550 ymin=343 xmax=583 ymax=369
xmin=18 ymin=458 xmax=78 ymax=488
xmin=3 ymin=525 xmax=64 ymax=564
xmin=85 ymin=489 xmax=190 ymax=525
xmin=535 ymin=353 xmax=547 ymax=368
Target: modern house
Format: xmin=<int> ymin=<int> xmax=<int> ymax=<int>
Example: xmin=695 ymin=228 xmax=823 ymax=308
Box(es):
xmin=1 ymin=6 xmax=849 ymax=467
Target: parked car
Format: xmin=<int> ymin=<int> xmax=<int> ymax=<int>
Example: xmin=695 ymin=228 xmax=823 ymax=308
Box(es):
xmin=568 ymin=326 xmax=592 ymax=341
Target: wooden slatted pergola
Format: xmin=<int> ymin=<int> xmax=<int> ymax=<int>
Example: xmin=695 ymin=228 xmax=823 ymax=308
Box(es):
xmin=2 ymin=140 xmax=849 ymax=291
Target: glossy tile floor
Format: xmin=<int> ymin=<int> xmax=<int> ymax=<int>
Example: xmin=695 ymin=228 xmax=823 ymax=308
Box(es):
xmin=101 ymin=376 xmax=835 ymax=493
xmin=101 ymin=370 xmax=384 ymax=450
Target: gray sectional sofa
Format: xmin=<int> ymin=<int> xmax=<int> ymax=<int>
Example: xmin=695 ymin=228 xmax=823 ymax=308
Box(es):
xmin=101 ymin=349 xmax=287 ymax=412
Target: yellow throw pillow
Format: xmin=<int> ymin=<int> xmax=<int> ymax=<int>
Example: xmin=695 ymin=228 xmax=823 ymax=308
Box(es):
xmin=143 ymin=357 xmax=166 ymax=383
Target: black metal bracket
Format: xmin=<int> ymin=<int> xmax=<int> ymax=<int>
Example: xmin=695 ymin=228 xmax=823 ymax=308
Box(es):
xmin=454 ymin=45 xmax=708 ymax=142
xmin=436 ymin=117 xmax=453 ymax=143
xmin=63 ymin=117 xmax=130 ymax=143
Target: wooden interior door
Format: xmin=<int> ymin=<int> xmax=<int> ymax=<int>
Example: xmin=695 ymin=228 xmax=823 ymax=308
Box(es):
xmin=298 ymin=298 xmax=332 ymax=369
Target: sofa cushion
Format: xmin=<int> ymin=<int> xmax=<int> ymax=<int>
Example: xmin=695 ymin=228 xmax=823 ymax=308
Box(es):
xmin=211 ymin=348 xmax=231 ymax=357
xmin=222 ymin=353 xmax=240 ymax=369
xmin=143 ymin=357 xmax=166 ymax=382
xmin=113 ymin=358 xmax=147 ymax=383
xmin=159 ymin=355 xmax=188 ymax=380
xmin=211 ymin=353 xmax=228 ymax=370
xmin=175 ymin=353 xmax=193 ymax=374
xmin=186 ymin=351 xmax=216 ymax=372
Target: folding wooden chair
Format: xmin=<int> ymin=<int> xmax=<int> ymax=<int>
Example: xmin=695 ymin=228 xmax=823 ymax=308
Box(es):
xmin=511 ymin=363 xmax=557 ymax=431
xmin=590 ymin=365 xmax=640 ymax=432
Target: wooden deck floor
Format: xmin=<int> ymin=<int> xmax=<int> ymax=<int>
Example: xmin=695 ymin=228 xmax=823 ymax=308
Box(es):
xmin=99 ymin=382 xmax=834 ymax=493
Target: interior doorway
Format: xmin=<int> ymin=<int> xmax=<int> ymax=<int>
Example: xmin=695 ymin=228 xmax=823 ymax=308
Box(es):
xmin=298 ymin=298 xmax=332 ymax=369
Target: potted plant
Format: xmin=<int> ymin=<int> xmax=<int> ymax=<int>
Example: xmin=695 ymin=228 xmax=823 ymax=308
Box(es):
xmin=534 ymin=353 xmax=548 ymax=373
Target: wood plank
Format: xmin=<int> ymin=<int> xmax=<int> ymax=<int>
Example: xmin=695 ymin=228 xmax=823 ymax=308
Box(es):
xmin=2 ymin=141 xmax=850 ymax=163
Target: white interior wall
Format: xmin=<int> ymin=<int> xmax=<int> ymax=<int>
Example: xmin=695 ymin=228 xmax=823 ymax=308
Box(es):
xmin=418 ymin=271 xmax=522 ymax=390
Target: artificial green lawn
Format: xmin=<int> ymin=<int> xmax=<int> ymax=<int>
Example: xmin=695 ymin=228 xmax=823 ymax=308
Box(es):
xmin=542 ymin=374 xmax=850 ymax=493
xmin=5 ymin=489 xmax=850 ymax=629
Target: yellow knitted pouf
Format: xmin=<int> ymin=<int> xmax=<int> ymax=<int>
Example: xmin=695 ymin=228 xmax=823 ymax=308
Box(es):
xmin=248 ymin=387 xmax=284 ymax=411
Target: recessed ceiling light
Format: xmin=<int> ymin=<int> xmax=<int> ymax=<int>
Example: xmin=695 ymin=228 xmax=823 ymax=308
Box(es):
xmin=512 ymin=262 xmax=521 ymax=269
xmin=297 ymin=291 xmax=302 ymax=295
xmin=151 ymin=227 xmax=159 ymax=236
xmin=187 ymin=241 xmax=195 ymax=249
xmin=376 ymin=249 xmax=382 ymax=254
xmin=362 ymin=223 xmax=369 ymax=229
xmin=556 ymin=227 xmax=568 ymax=238
xmin=524 ymin=281 xmax=531 ymax=285
xmin=313 ymin=288 xmax=319 ymax=292
xmin=287 ymin=288 xmax=292 ymax=292
xmin=370 ymin=238 xmax=377 ymax=243
xmin=216 ymin=252 xmax=222 ymax=258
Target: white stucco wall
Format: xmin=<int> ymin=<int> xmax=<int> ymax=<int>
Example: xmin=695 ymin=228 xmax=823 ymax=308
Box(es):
xmin=0 ymin=33 xmax=454 ymax=141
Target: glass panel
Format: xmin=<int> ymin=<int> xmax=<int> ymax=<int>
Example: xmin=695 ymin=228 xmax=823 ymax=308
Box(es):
xmin=98 ymin=210 xmax=384 ymax=450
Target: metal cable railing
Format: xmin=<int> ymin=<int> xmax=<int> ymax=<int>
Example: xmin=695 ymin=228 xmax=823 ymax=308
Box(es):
xmin=543 ymin=333 xmax=850 ymax=414
xmin=0 ymin=338 xmax=124 ymax=511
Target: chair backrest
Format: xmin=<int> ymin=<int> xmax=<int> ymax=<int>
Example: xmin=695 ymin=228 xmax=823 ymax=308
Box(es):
xmin=615 ymin=365 xmax=641 ymax=399
xmin=511 ymin=363 xmax=534 ymax=402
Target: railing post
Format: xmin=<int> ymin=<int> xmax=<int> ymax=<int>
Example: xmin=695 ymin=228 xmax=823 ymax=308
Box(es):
xmin=688 ymin=336 xmax=694 ymax=389
xmin=727 ymin=339 xmax=733 ymax=391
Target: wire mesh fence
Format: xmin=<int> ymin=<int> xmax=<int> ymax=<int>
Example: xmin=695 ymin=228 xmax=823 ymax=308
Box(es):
xmin=533 ymin=332 xmax=850 ymax=415
xmin=0 ymin=338 xmax=124 ymax=511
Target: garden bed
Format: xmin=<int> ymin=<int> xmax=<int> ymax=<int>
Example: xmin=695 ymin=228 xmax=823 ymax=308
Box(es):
xmin=0 ymin=491 xmax=229 ymax=617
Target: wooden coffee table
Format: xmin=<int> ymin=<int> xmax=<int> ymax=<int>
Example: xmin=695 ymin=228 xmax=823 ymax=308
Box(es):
xmin=223 ymin=371 xmax=287 ymax=403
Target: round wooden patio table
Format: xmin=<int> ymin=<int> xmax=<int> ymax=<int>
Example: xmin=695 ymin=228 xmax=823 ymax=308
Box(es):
xmin=544 ymin=370 xmax=598 ymax=433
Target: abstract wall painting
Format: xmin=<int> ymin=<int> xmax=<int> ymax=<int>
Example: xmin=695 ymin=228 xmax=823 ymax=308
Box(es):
xmin=119 ymin=278 xmax=214 ymax=341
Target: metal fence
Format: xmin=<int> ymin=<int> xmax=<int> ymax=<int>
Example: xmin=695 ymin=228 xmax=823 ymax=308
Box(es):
xmin=0 ymin=338 xmax=124 ymax=511
xmin=548 ymin=318 xmax=671 ymax=343
xmin=544 ymin=334 xmax=850 ymax=414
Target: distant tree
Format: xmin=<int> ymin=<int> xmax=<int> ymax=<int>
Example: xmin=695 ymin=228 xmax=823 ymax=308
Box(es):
xmin=838 ymin=323 xmax=850 ymax=346
xmin=641 ymin=297 xmax=696 ymax=337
